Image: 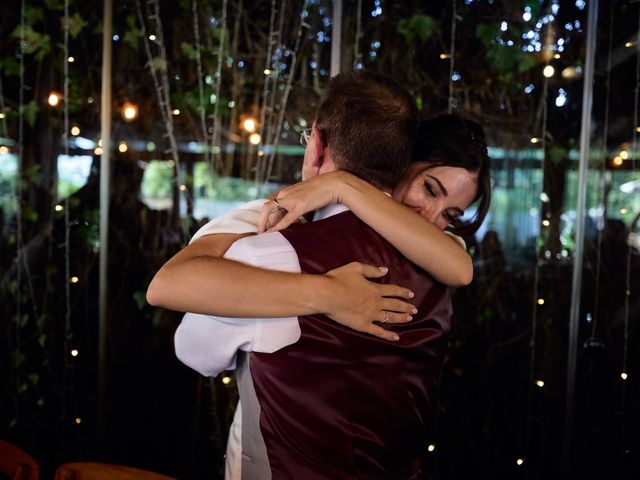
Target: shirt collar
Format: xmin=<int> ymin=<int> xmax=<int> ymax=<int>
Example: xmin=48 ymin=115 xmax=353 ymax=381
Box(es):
xmin=312 ymin=203 xmax=350 ymax=221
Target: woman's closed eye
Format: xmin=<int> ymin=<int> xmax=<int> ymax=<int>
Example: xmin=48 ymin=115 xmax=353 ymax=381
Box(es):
xmin=424 ymin=181 xmax=437 ymax=197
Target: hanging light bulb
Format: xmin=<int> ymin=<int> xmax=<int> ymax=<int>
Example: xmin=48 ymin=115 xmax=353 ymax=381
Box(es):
xmin=71 ymin=126 xmax=81 ymax=136
xmin=118 ymin=141 xmax=128 ymax=153
xmin=48 ymin=92 xmax=62 ymax=107
xmin=543 ymin=65 xmax=555 ymax=78
xmin=121 ymin=102 xmax=139 ymax=121
xmin=241 ymin=116 xmax=257 ymax=133
xmin=249 ymin=133 xmax=261 ymax=145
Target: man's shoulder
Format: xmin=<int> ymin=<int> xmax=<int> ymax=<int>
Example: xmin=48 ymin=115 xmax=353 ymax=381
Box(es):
xmin=190 ymin=199 xmax=268 ymax=243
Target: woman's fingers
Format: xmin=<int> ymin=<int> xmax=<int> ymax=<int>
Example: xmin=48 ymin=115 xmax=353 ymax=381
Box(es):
xmin=377 ymin=310 xmax=413 ymax=324
xmin=378 ymin=283 xmax=415 ymax=299
xmin=366 ymin=325 xmax=400 ymax=342
xmin=381 ymin=298 xmax=416 ymax=315
xmin=258 ymin=200 xmax=282 ymax=232
xmin=268 ymin=208 xmax=302 ymax=232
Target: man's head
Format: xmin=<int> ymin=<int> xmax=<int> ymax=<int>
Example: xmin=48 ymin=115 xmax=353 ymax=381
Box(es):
xmin=301 ymin=71 xmax=418 ymax=189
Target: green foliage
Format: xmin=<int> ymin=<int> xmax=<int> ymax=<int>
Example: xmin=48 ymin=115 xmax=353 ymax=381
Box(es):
xmin=0 ymin=57 xmax=20 ymax=77
xmin=133 ymin=291 xmax=147 ymax=311
xmin=476 ymin=23 xmax=536 ymax=83
xmin=181 ymin=42 xmax=199 ymax=61
xmin=44 ymin=0 xmax=65 ymax=11
xmin=123 ymin=15 xmax=141 ymax=50
xmin=63 ymin=12 xmax=87 ymax=39
xmin=20 ymin=101 xmax=39 ymax=128
xmin=24 ymin=5 xmax=45 ymax=25
xmin=11 ymin=25 xmax=52 ymax=61
xmin=397 ymin=15 xmax=438 ymax=44
xmin=150 ymin=57 xmax=168 ymax=72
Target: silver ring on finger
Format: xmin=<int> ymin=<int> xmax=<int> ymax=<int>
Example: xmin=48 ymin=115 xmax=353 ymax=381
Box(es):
xmin=273 ymin=198 xmax=281 ymax=208
xmin=382 ymin=312 xmax=389 ymax=324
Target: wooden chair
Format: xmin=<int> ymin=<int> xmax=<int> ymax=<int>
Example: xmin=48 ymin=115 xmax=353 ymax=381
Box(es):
xmin=0 ymin=439 xmax=40 ymax=480
xmin=54 ymin=463 xmax=176 ymax=480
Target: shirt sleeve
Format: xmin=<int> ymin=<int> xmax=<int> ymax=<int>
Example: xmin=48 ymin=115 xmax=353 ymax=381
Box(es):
xmin=190 ymin=199 xmax=268 ymax=243
xmin=173 ymin=231 xmax=301 ymax=377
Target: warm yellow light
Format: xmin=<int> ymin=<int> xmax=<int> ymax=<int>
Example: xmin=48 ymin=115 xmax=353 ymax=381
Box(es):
xmin=242 ymin=117 xmax=257 ymax=133
xmin=149 ymin=34 xmax=157 ymax=41
xmin=222 ymin=376 xmax=232 ymax=385
xmin=71 ymin=126 xmax=80 ymax=136
xmin=68 ymin=56 xmax=75 ymax=63
xmin=439 ymin=53 xmax=450 ymax=60
xmin=264 ymin=69 xmax=271 ymax=75
xmin=0 ymin=113 xmax=5 ymax=119
xmin=427 ymin=444 xmax=436 ymax=452
xmin=613 ymin=156 xmax=623 ymax=166
xmin=257 ymin=150 xmax=265 ymax=157
xmin=48 ymin=92 xmax=61 ymax=107
xmin=621 ymin=372 xmax=628 ymax=380
xmin=543 ymin=65 xmax=555 ymax=78
xmin=249 ymin=133 xmax=261 ymax=145
xmin=516 ymin=458 xmax=524 ymax=466
xmin=625 ymin=42 xmax=634 ymax=48
xmin=537 ymin=298 xmax=545 ymax=305
xmin=542 ymin=219 xmax=550 ymax=227
xmin=55 ymin=204 xmax=64 ymax=212
xmin=636 ymin=127 xmax=640 ymax=133
xmin=98 ymin=138 xmax=103 ymax=147
xmin=530 ymin=137 xmax=541 ymax=144
xmin=94 ymin=147 xmax=103 ymax=155
xmin=75 ymin=417 xmax=81 ymax=424
xmin=172 ymin=109 xmax=180 ymax=116
xmin=554 ymin=53 xmax=560 ymax=59
xmin=0 ymin=146 xmax=8 ymax=154
xmin=620 ymin=150 xmax=629 ymax=160
xmin=70 ymin=276 xmax=79 ymax=284
xmin=535 ymin=380 xmax=545 ymax=388
xmin=620 ymin=208 xmax=628 ymax=214
xmin=118 ymin=141 xmax=128 ymax=153
xmin=71 ymin=349 xmax=79 ymax=357
xmin=179 ymin=184 xmax=187 ymax=191
xmin=122 ymin=102 xmax=138 ymax=121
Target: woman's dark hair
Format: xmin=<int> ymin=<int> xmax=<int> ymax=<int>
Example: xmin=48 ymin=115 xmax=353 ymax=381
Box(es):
xmin=413 ymin=114 xmax=492 ymax=237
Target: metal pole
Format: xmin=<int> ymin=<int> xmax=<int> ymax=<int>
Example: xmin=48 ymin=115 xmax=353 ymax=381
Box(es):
xmin=563 ymin=0 xmax=599 ymax=474
xmin=331 ymin=0 xmax=342 ymax=76
xmin=99 ymin=0 xmax=113 ymax=454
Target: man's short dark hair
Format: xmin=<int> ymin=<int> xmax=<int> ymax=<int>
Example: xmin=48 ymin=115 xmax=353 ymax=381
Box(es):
xmin=314 ymin=71 xmax=418 ymax=188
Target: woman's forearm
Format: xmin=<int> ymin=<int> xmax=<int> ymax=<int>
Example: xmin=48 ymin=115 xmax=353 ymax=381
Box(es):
xmin=337 ymin=174 xmax=473 ymax=286
xmin=147 ymin=255 xmax=327 ymax=317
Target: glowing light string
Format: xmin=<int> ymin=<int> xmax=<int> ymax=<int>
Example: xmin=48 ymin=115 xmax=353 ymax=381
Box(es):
xmin=256 ymin=0 xmax=286 ymax=189
xmin=353 ymin=0 xmax=363 ymax=69
xmin=135 ymin=0 xmax=184 ymax=229
xmin=590 ymin=3 xmax=615 ymax=343
xmin=620 ymin=0 xmax=640 ymax=444
xmin=209 ymin=0 xmax=228 ymax=179
xmin=63 ymin=0 xmax=72 ymax=359
xmin=262 ymin=0 xmax=311 ymax=189
xmin=192 ymin=0 xmax=210 ymax=168
xmin=448 ymin=0 xmax=457 ymax=113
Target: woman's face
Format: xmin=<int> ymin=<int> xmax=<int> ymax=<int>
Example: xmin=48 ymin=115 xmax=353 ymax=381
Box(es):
xmin=392 ymin=162 xmax=479 ymax=231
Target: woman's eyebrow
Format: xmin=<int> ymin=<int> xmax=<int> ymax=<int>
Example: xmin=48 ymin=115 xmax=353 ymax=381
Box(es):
xmin=426 ymin=175 xmax=448 ymax=196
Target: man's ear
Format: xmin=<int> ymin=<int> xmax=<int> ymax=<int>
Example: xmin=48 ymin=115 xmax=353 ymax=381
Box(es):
xmin=311 ymin=123 xmax=326 ymax=169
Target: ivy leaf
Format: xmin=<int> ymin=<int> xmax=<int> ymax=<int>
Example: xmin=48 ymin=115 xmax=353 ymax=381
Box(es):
xmin=63 ymin=12 xmax=87 ymax=39
xmin=43 ymin=0 xmax=64 ymax=11
xmin=11 ymin=25 xmax=51 ymax=59
xmin=133 ymin=291 xmax=147 ymax=311
xmin=0 ymin=57 xmax=20 ymax=77
xmin=24 ymin=5 xmax=45 ymax=25
xmin=397 ymin=15 xmax=438 ymax=44
xmin=20 ymin=100 xmax=39 ymax=128
xmin=150 ymin=57 xmax=168 ymax=72
xmin=28 ymin=373 xmax=39 ymax=386
xmin=181 ymin=42 xmax=198 ymax=61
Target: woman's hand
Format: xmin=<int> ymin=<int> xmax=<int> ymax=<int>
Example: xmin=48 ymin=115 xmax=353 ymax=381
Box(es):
xmin=258 ymin=171 xmax=350 ymax=232
xmin=319 ymin=262 xmax=417 ymax=342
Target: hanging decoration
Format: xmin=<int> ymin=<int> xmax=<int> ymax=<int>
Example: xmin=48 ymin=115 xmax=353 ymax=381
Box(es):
xmin=135 ymin=0 xmax=186 ymax=231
